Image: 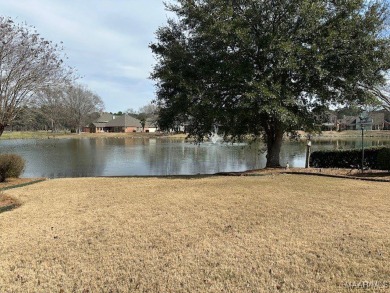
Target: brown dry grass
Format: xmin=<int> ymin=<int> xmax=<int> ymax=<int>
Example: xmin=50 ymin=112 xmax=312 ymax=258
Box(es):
xmin=0 ymin=178 xmax=43 ymax=211
xmin=0 ymin=130 xmax=178 ymax=140
xmin=0 ymin=175 xmax=389 ymax=292
xmin=0 ymin=192 xmax=20 ymax=210
xmin=249 ymin=167 xmax=390 ymax=181
xmin=0 ymin=178 xmax=43 ymax=190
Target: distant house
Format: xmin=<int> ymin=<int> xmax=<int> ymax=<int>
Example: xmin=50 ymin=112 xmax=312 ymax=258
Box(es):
xmin=385 ymin=120 xmax=390 ymax=130
xmin=144 ymin=118 xmax=158 ymax=133
xmin=321 ymin=112 xmax=338 ymax=131
xmin=336 ymin=111 xmax=389 ymax=131
xmin=370 ymin=111 xmax=385 ymax=130
xmin=337 ymin=116 xmax=359 ymax=131
xmin=90 ymin=113 xmax=115 ymax=133
xmin=104 ymin=114 xmax=142 ymax=133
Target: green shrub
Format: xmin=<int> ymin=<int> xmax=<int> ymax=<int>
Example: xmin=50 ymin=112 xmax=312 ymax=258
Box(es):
xmin=310 ymin=147 xmax=390 ymax=171
xmin=0 ymin=154 xmax=25 ymax=182
xmin=376 ymin=148 xmax=390 ymax=171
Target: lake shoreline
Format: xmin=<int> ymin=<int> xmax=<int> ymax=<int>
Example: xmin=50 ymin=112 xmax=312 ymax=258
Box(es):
xmin=1 ymin=130 xmax=390 ymax=140
xmin=293 ymin=130 xmax=390 ymax=140
xmin=0 ymin=131 xmax=186 ymax=140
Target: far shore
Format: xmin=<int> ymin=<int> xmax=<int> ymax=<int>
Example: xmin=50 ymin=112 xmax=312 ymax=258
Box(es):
xmin=0 ymin=131 xmax=187 ymax=140
xmin=310 ymin=130 xmax=390 ymax=139
xmin=1 ymin=130 xmax=390 ymax=140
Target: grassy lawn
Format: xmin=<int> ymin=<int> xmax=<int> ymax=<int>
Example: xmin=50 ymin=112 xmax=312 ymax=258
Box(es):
xmin=0 ymin=175 xmax=389 ymax=292
xmin=1 ymin=130 xmax=390 ymax=140
xmin=0 ymin=131 xmax=170 ymax=140
xmin=0 ymin=131 xmax=69 ymax=140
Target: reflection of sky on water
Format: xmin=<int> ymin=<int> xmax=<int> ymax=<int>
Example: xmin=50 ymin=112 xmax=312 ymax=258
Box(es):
xmin=152 ymin=141 xmax=265 ymax=175
xmin=0 ymin=137 xmax=389 ymax=178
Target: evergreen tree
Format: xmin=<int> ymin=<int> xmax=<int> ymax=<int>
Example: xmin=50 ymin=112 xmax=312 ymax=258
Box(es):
xmin=151 ymin=0 xmax=390 ymax=167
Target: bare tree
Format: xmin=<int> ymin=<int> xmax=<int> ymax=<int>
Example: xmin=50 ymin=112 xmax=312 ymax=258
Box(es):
xmin=138 ymin=103 xmax=159 ymax=131
xmin=139 ymin=103 xmax=158 ymax=116
xmin=62 ymin=84 xmax=104 ymax=133
xmin=34 ymin=86 xmax=68 ymax=132
xmin=0 ymin=17 xmax=73 ymax=135
xmin=125 ymin=108 xmax=137 ymax=115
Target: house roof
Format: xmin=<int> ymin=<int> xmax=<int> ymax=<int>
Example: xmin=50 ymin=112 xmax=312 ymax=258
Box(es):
xmin=95 ymin=113 xmax=115 ymax=123
xmin=105 ymin=115 xmax=142 ymax=127
xmin=91 ymin=113 xmax=115 ymax=128
xmin=338 ymin=116 xmax=357 ymax=125
xmin=93 ymin=122 xmax=108 ymax=128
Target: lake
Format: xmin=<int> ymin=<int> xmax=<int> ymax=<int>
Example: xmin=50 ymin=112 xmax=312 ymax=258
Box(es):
xmin=1 ymin=136 xmax=390 ymax=178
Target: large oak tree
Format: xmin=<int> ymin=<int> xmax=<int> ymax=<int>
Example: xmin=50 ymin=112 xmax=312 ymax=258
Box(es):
xmin=150 ymin=0 xmax=390 ymax=167
xmin=370 ymin=81 xmax=390 ymax=112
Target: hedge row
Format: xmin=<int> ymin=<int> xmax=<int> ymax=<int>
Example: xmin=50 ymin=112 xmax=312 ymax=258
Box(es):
xmin=310 ymin=147 xmax=390 ymax=170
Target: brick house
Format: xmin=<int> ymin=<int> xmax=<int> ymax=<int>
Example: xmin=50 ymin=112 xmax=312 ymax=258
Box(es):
xmin=370 ymin=112 xmax=385 ymax=130
xmin=337 ymin=116 xmax=359 ymax=131
xmin=104 ymin=114 xmax=142 ymax=133
xmin=90 ymin=113 xmax=115 ymax=133
xmin=336 ymin=111 xmax=389 ymax=131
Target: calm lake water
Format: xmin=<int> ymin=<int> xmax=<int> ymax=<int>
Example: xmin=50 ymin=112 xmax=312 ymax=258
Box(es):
xmin=1 ymin=136 xmax=390 ymax=178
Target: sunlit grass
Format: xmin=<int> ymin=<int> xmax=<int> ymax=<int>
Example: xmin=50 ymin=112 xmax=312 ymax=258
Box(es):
xmin=1 ymin=130 xmax=390 ymax=140
xmin=0 ymin=131 xmax=167 ymax=140
xmin=0 ymin=131 xmax=69 ymax=140
xmin=1 ymin=175 xmax=389 ymax=292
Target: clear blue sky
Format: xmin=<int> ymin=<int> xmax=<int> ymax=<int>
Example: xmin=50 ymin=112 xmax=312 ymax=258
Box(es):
xmin=0 ymin=0 xmax=170 ymax=113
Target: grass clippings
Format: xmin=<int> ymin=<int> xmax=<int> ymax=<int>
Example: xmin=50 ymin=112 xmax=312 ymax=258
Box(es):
xmin=0 ymin=175 xmax=389 ymax=292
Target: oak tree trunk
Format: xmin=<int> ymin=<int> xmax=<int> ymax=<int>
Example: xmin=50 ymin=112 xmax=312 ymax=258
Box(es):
xmin=265 ymin=124 xmax=284 ymax=168
xmin=0 ymin=123 xmax=5 ymax=137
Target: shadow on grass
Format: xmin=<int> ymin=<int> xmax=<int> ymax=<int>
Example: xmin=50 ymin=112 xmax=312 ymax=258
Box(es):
xmin=101 ymin=169 xmax=278 ymax=180
xmin=0 ymin=178 xmax=46 ymax=215
xmin=0 ymin=192 xmax=21 ymax=214
xmin=102 ymin=174 xmax=215 ymax=180
xmin=352 ymin=172 xmax=390 ymax=178
xmin=0 ymin=203 xmax=20 ymax=214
